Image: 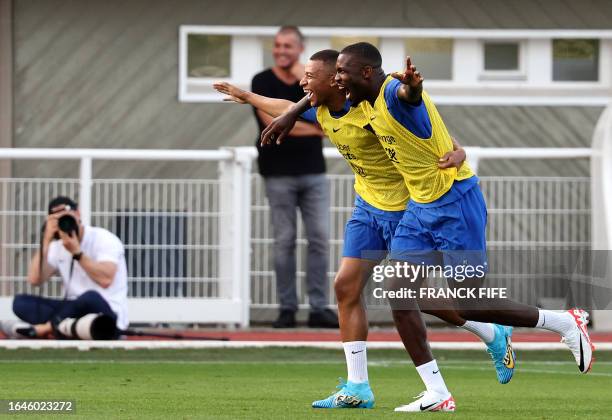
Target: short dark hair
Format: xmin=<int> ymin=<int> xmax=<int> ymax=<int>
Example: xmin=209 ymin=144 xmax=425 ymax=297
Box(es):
xmin=309 ymin=49 xmax=339 ymax=70
xmin=277 ymin=25 xmax=304 ymax=44
xmin=48 ymin=196 xmax=78 ymax=214
xmin=340 ymin=42 xmax=382 ymax=68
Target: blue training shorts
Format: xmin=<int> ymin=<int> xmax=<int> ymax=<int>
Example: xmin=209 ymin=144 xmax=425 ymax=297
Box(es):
xmin=343 ymin=195 xmax=405 ymax=260
xmin=390 ymin=178 xmax=488 ymax=272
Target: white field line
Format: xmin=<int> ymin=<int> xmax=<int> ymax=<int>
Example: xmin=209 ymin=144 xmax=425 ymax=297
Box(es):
xmin=1 ymin=340 xmax=611 ymax=351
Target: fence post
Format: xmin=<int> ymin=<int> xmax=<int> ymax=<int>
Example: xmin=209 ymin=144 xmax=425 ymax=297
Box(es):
xmin=218 ymin=147 xmax=253 ymax=328
xmin=591 ymin=104 xmax=612 ymax=330
xmin=79 ymin=157 xmax=92 ymax=226
xmin=234 ymin=147 xmax=253 ymax=328
xmin=464 ymin=146 xmax=481 ymax=174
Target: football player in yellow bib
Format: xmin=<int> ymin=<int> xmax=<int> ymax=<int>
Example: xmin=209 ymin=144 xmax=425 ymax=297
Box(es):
xmin=329 ymin=42 xmax=594 ymax=411
xmin=217 ymin=49 xmax=517 ymax=411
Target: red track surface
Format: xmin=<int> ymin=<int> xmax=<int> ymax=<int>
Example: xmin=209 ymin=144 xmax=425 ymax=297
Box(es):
xmin=123 ymin=329 xmax=612 ymax=342
xmin=2 ymin=329 xmax=612 ymax=342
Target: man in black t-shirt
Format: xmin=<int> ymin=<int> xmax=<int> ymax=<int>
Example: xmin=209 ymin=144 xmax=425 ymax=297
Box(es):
xmin=252 ymin=26 xmax=337 ymax=329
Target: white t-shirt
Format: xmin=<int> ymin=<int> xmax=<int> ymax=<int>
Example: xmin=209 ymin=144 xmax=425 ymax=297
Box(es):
xmin=47 ymin=226 xmax=129 ymax=329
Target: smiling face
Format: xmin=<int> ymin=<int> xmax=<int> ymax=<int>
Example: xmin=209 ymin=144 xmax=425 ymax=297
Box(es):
xmin=299 ymin=60 xmax=337 ymax=107
xmin=335 ymin=53 xmax=372 ymax=104
xmin=272 ymin=32 xmax=303 ymax=70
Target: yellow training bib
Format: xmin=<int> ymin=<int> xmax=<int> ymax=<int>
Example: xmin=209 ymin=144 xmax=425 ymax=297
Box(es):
xmin=360 ymin=76 xmax=474 ymax=204
xmin=316 ymin=103 xmax=408 ymax=211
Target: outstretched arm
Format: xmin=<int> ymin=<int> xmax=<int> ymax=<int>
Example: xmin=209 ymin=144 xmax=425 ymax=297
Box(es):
xmin=213 ymin=82 xmax=294 ymax=117
xmin=214 ymin=82 xmax=321 ymax=137
xmin=390 ymin=56 xmax=424 ymax=105
xmin=260 ymin=94 xmax=313 ymax=146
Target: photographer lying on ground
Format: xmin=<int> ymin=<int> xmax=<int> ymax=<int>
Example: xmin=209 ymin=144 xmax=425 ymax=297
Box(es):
xmin=1 ymin=196 xmax=128 ymax=339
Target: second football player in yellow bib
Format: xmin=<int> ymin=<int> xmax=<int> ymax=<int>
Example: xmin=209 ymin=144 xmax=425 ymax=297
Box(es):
xmin=360 ymin=77 xmax=474 ymax=204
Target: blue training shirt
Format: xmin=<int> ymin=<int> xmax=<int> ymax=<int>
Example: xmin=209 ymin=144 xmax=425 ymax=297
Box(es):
xmin=383 ymin=78 xmax=432 ymax=139
xmin=382 ymin=78 xmax=479 ymax=208
xmin=300 ymin=107 xmax=318 ymax=123
xmin=300 ymin=100 xmax=352 ymax=123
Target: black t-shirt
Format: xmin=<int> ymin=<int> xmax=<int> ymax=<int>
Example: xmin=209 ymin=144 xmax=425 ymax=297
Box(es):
xmin=251 ymin=69 xmax=326 ymax=177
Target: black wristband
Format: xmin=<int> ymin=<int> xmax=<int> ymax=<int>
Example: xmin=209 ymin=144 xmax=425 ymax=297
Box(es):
xmin=72 ymin=251 xmax=83 ymax=261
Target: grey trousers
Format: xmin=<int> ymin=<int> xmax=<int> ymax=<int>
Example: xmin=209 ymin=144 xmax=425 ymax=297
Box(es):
xmin=264 ymin=174 xmax=330 ymax=312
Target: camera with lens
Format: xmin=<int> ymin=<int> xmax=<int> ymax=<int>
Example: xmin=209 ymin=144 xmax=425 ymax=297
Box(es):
xmin=41 ymin=204 xmax=79 ymax=240
xmin=54 ymin=313 xmax=118 ymax=340
xmin=55 ymin=213 xmax=79 ymax=239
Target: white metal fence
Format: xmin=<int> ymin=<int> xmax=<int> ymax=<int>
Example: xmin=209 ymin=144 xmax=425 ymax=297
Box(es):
xmin=0 ymin=178 xmax=224 ymax=294
xmin=91 ymin=179 xmax=222 ymax=299
xmin=250 ymin=174 xmax=592 ymax=310
xmin=0 ymin=148 xmax=252 ymax=326
xmin=0 ymin=146 xmax=603 ymax=326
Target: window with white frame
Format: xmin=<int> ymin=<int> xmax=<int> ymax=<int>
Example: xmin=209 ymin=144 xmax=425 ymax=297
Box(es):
xmin=485 ymin=42 xmax=519 ymax=70
xmin=187 ymin=34 xmax=231 ymax=78
xmin=178 ymin=26 xmax=611 ymax=105
xmin=404 ymin=38 xmax=453 ymax=80
xmin=553 ymin=39 xmax=599 ymax=82
xmin=481 ymin=41 xmax=525 ymax=80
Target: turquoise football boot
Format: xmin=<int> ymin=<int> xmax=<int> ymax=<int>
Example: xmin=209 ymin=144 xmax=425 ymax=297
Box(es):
xmin=486 ymin=324 xmax=516 ymax=384
xmin=312 ymin=378 xmax=375 ymax=409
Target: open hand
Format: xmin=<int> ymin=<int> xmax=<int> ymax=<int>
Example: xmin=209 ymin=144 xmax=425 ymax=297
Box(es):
xmin=213 ymin=82 xmax=248 ymax=104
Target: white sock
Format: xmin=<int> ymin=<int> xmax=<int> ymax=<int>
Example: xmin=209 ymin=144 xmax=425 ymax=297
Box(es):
xmin=415 ymin=359 xmax=449 ymax=396
xmin=536 ymin=309 xmax=573 ymax=336
xmin=343 ymin=341 xmax=368 ymax=383
xmin=460 ymin=320 xmax=496 ymax=344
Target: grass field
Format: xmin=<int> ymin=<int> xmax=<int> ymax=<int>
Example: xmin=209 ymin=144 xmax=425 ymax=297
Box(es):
xmin=1 ymin=348 xmax=611 ymax=419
